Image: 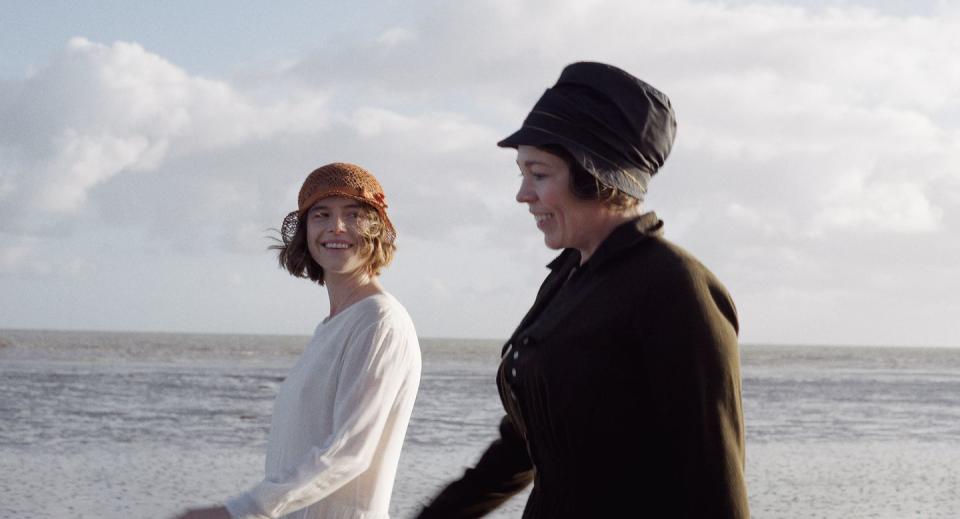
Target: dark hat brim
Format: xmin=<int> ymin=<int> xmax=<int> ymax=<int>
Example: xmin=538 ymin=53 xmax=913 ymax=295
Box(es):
xmin=498 ymin=125 xmax=565 ymax=150
xmin=498 ymin=125 xmax=622 ymax=172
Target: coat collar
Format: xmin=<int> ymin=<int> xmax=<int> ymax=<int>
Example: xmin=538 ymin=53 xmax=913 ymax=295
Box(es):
xmin=505 ymin=212 xmax=664 ymax=345
xmin=545 ymin=211 xmax=664 ymax=272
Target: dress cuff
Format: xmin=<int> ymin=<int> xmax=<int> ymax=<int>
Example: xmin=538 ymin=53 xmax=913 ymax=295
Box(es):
xmin=224 ymin=492 xmax=271 ymax=519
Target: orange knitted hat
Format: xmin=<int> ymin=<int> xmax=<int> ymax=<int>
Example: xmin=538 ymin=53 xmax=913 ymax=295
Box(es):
xmin=281 ymin=163 xmax=396 ymax=245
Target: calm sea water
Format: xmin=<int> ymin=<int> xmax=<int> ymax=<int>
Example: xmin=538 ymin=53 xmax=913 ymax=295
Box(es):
xmin=1 ymin=329 xmax=959 ymax=518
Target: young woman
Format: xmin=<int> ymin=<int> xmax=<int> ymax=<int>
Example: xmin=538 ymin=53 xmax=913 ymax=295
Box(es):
xmin=417 ymin=62 xmax=749 ymax=518
xmin=176 ymin=162 xmax=421 ymax=519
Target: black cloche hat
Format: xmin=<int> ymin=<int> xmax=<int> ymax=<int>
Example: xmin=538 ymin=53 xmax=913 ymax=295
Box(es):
xmin=498 ymin=61 xmax=677 ymax=199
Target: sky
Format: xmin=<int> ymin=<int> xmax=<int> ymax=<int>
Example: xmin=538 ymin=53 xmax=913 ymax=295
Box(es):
xmin=1 ymin=0 xmax=959 ymax=347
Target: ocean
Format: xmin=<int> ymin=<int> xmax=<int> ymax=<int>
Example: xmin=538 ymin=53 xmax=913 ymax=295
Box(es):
xmin=1 ymin=329 xmax=958 ymax=518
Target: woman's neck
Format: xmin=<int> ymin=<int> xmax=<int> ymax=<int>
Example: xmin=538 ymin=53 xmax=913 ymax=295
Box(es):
xmin=324 ymin=271 xmax=384 ymax=319
xmin=577 ymin=207 xmax=642 ymax=265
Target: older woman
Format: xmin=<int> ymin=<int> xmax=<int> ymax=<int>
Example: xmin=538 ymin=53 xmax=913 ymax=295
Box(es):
xmin=176 ymin=163 xmax=421 ymax=519
xmin=417 ymin=63 xmax=749 ymax=517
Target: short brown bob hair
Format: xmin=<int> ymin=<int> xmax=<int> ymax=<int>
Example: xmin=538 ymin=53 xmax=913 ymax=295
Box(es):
xmin=271 ymin=203 xmax=396 ymax=285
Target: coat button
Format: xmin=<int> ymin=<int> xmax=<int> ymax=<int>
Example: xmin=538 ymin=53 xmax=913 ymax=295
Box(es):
xmin=513 ymin=350 xmax=519 ymax=360
xmin=522 ymin=337 xmax=531 ymax=346
xmin=511 ymin=368 xmax=517 ymax=377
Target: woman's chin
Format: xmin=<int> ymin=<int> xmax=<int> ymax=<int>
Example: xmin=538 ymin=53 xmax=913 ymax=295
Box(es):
xmin=542 ymin=236 xmax=564 ymax=250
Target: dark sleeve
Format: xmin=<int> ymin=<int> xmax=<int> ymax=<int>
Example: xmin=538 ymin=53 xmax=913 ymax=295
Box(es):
xmin=641 ymin=264 xmax=750 ymax=518
xmin=415 ymin=415 xmax=534 ymax=518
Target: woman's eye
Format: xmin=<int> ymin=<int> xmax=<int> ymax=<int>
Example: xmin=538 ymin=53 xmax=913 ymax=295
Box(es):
xmin=519 ymin=170 xmax=547 ymax=179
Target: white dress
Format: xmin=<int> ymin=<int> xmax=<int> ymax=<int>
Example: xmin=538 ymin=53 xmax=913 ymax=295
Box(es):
xmin=226 ymin=293 xmax=421 ymax=519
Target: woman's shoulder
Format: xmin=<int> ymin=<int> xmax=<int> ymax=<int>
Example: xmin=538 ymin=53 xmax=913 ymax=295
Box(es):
xmin=354 ymin=292 xmax=412 ymax=321
xmin=637 ymin=235 xmax=715 ymax=276
xmin=350 ymin=292 xmax=418 ymax=338
xmin=353 ymin=293 xmax=421 ymax=367
xmin=622 ymin=235 xmax=731 ymax=298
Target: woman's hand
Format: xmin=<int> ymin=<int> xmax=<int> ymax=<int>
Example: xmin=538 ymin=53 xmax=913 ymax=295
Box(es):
xmin=171 ymin=505 xmax=231 ymax=519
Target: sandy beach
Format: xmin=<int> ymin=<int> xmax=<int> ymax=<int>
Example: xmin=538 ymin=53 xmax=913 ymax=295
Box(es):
xmin=2 ymin=439 xmax=958 ymax=517
xmin=2 ymin=331 xmax=959 ymax=517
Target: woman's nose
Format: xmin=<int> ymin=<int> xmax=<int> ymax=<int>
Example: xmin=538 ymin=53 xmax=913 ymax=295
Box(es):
xmin=516 ymin=177 xmax=535 ymax=203
xmin=332 ymin=216 xmax=347 ymax=233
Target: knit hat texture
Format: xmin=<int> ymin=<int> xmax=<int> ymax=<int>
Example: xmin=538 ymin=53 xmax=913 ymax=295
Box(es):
xmin=281 ymin=162 xmax=396 ymax=245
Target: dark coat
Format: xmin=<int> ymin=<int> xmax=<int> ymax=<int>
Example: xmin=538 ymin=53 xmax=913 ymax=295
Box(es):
xmin=418 ymin=213 xmax=749 ymax=518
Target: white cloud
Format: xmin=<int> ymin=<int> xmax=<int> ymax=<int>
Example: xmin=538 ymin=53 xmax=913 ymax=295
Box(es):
xmin=0 ymin=236 xmax=90 ymax=277
xmin=3 ymin=1 xmax=960 ymax=345
xmin=348 ymin=107 xmax=500 ymax=153
xmin=0 ymin=37 xmax=330 ymax=233
xmin=377 ymin=27 xmax=418 ymax=48
xmin=35 ymin=130 xmax=154 ymax=212
xmin=817 ymin=177 xmax=943 ymax=233
xmin=0 ymin=241 xmax=34 ymax=273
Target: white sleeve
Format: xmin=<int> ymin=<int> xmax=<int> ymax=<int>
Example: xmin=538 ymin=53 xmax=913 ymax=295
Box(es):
xmin=225 ymin=318 xmax=418 ymax=519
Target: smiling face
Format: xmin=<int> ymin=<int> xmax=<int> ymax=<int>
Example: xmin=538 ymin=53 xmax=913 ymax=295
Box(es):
xmin=515 ymin=145 xmax=624 ymax=260
xmin=305 ymin=196 xmax=373 ymax=280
